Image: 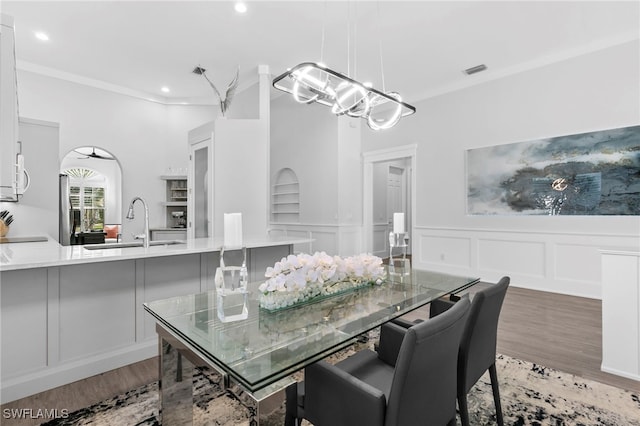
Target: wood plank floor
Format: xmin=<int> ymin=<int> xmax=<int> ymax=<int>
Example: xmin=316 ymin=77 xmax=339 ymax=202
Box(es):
xmin=2 ymin=284 xmax=639 ymax=425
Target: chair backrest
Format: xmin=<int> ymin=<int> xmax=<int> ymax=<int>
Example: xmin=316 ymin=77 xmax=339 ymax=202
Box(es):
xmin=385 ymin=295 xmax=471 ymax=426
xmin=458 ymin=276 xmax=510 ymax=393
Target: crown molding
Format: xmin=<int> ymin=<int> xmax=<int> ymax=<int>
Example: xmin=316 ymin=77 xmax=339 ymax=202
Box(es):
xmin=16 ymin=60 xmax=260 ymax=106
xmin=16 ymin=60 xmax=175 ymax=104
xmin=16 ymin=31 xmax=639 ymax=108
xmin=408 ymin=31 xmax=640 ymax=104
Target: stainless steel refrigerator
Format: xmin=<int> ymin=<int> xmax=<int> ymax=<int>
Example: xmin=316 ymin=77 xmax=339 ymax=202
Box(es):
xmin=59 ymin=174 xmax=79 ymax=245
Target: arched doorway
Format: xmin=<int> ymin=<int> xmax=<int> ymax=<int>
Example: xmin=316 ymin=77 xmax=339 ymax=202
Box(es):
xmin=60 ymin=147 xmax=122 ymax=241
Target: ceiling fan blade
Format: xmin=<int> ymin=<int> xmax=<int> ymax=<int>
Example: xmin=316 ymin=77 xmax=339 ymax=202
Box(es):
xmin=87 ymin=148 xmax=115 ymax=160
xmin=92 ymin=154 xmax=115 ymax=160
xmin=71 ymin=147 xmax=115 ymax=160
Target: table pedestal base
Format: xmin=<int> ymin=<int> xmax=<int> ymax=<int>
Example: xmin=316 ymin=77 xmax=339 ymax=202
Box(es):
xmin=158 ymin=324 xmax=294 ymax=425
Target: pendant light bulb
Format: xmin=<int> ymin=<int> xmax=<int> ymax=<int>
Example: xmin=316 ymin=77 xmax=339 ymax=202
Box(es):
xmin=367 ymin=92 xmax=403 ymax=130
xmin=331 ymin=82 xmax=369 ymax=116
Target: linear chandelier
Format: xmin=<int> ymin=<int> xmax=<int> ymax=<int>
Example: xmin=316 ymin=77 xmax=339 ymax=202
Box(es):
xmin=273 ymin=62 xmax=416 ymax=130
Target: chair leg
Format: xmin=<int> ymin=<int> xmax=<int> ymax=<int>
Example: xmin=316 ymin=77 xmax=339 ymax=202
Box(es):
xmin=284 ymin=383 xmax=299 ymax=426
xmin=458 ymin=392 xmax=470 ymax=426
xmin=489 ymin=363 xmax=504 ymax=426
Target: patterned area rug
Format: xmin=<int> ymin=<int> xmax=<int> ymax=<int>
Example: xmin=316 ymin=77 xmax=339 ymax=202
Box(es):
xmin=43 ymin=337 xmax=640 ymax=426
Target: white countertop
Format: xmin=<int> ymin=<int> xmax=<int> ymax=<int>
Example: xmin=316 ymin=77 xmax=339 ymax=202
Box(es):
xmin=0 ymin=235 xmax=313 ymax=272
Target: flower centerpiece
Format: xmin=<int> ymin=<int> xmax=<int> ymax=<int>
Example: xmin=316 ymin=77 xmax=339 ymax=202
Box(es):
xmin=258 ymin=252 xmax=386 ymax=311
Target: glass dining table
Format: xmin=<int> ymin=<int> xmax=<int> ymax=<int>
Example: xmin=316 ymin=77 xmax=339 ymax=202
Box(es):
xmin=144 ymin=268 xmax=480 ymax=425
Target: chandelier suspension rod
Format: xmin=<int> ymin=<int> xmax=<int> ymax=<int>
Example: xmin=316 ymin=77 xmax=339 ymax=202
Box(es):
xmin=320 ymin=0 xmax=327 ymax=64
xmin=353 ymin=2 xmax=359 ymax=80
xmin=271 ymin=0 xmax=416 ymax=130
xmin=346 ymin=1 xmax=351 ymax=78
xmin=376 ymin=1 xmax=386 ymax=93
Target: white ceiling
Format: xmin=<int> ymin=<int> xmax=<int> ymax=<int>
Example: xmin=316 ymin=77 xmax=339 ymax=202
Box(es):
xmin=3 ymin=1 xmax=639 ymax=105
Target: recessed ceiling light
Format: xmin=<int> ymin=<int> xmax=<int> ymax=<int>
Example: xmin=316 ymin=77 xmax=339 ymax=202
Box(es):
xmin=35 ymin=31 xmax=49 ymax=41
xmin=161 ymin=87 xmax=170 ymax=93
xmin=234 ymin=2 xmax=248 ymax=14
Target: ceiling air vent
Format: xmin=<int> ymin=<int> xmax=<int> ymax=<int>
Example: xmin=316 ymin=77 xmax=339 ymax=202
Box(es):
xmin=463 ymin=64 xmax=487 ymax=75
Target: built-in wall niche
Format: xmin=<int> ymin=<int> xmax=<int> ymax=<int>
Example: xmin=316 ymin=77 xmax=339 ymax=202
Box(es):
xmin=161 ymin=175 xmax=187 ymax=229
xmin=271 ymin=168 xmax=300 ymax=223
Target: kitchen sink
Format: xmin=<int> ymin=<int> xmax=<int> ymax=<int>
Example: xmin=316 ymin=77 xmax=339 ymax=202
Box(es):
xmin=83 ymin=240 xmax=185 ymax=250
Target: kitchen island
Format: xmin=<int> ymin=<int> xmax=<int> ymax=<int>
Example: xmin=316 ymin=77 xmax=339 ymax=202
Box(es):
xmin=0 ymin=235 xmax=312 ymax=403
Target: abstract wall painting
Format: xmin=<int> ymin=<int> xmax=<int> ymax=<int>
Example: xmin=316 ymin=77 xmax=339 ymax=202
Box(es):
xmin=466 ymin=125 xmax=640 ymax=215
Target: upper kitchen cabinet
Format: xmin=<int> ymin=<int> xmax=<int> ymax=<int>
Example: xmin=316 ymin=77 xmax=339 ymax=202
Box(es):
xmin=0 ymin=14 xmax=21 ymax=202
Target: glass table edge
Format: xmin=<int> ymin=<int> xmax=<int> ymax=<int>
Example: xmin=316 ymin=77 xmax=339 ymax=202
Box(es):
xmin=144 ymin=276 xmax=480 ymax=393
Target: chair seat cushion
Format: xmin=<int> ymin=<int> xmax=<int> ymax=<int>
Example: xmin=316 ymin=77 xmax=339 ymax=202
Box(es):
xmin=335 ymin=349 xmax=395 ymax=400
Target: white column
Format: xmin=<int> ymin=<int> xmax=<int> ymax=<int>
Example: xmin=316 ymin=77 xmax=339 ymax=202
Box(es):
xmin=601 ymin=249 xmax=640 ymax=381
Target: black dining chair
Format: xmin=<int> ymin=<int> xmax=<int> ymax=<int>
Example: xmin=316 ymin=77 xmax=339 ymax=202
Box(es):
xmin=285 ymin=295 xmax=471 ymax=426
xmin=390 ymin=276 xmax=510 ymax=426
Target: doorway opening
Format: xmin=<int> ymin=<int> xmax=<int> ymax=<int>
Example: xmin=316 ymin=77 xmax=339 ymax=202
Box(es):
xmin=363 ymin=145 xmax=417 ymax=259
xmin=60 ymin=146 xmax=122 ymax=233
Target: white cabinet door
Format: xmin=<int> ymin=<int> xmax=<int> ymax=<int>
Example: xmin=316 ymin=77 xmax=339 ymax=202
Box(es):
xmin=1 ymin=269 xmax=48 ymax=379
xmin=188 ymin=135 xmax=214 ymax=240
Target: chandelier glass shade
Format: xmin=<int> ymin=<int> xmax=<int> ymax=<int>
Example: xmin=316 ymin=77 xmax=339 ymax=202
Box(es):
xmin=272 ymin=62 xmax=416 ymax=130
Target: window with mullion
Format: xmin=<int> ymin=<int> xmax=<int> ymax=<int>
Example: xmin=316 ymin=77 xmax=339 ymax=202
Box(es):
xmin=71 ymin=184 xmax=106 ymax=231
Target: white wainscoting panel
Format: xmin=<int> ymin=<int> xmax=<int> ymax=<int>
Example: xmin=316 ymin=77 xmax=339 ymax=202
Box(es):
xmin=373 ymin=224 xmax=389 ymax=258
xmin=308 ymin=229 xmax=336 ymax=254
xmin=478 ymin=239 xmax=546 ymax=278
xmin=413 ymin=226 xmax=639 ymax=299
xmin=555 ymin=243 xmax=602 ymax=284
xmin=267 ymin=223 xmax=363 ymax=257
xmin=337 ymin=226 xmax=363 ymax=256
xmin=419 ymin=235 xmax=471 ymax=268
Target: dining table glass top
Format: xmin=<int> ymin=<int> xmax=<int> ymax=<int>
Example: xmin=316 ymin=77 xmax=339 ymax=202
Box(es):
xmin=144 ymin=268 xmax=479 ymax=392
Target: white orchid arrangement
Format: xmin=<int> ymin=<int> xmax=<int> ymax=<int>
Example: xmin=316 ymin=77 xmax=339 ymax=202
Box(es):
xmin=258 ymin=252 xmax=386 ymax=310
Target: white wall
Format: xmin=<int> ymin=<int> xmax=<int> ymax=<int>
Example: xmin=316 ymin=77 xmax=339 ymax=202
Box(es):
xmin=226 ymin=81 xmax=259 ymax=119
xmin=270 ymin=94 xmax=365 ymax=255
xmin=361 ymin=40 xmax=640 ymax=298
xmin=271 ymin=95 xmax=339 ymax=226
xmin=213 ymin=118 xmax=268 ymax=239
xmin=15 ymin=70 xmax=215 ymax=238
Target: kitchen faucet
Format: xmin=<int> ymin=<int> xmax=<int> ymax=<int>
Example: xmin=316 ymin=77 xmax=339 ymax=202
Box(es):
xmin=126 ymin=197 xmax=150 ymax=248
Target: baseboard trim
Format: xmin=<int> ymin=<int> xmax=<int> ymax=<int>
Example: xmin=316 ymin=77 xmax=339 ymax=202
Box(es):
xmin=600 ymin=365 xmax=640 ymax=382
xmin=1 ymin=340 xmax=157 ymax=404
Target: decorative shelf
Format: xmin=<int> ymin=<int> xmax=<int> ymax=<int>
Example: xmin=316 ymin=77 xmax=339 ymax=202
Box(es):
xmin=161 ymin=176 xmax=188 ymax=228
xmin=272 ymin=168 xmax=300 ymax=223
xmin=161 ymin=175 xmax=187 ymax=180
